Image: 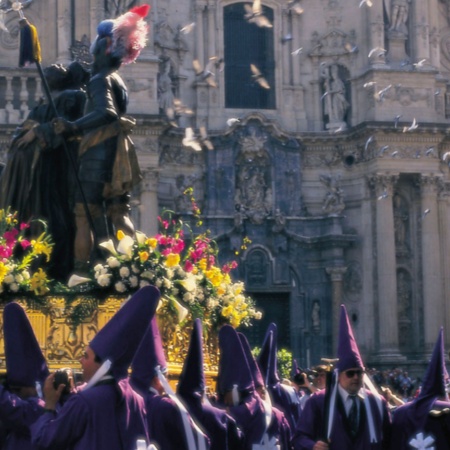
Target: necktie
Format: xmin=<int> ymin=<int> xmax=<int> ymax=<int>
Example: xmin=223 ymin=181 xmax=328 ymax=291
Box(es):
xmin=348 ymin=395 xmax=359 ymax=438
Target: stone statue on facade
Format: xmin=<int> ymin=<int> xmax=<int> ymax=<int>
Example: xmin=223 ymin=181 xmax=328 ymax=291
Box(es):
xmin=385 ymin=0 xmax=411 ymax=36
xmin=320 ymin=64 xmax=349 ymax=131
xmin=319 ymin=174 xmax=345 ymax=215
xmin=158 ymin=59 xmax=175 ymax=113
xmin=311 ymin=300 xmax=321 ymax=332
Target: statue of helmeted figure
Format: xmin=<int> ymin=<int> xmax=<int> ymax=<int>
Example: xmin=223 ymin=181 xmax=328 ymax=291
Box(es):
xmin=54 ymin=5 xmax=149 ymax=271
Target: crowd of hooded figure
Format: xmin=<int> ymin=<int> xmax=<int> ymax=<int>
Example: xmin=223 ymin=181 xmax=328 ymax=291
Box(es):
xmin=1 ymin=5 xmax=450 ymax=449
xmin=0 ymin=284 xmax=449 ymax=450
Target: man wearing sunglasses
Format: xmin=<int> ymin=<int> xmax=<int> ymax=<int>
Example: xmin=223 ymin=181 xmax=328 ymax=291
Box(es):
xmin=292 ymin=306 xmax=391 ymax=449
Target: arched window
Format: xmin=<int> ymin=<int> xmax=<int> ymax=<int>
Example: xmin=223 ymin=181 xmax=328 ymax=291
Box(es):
xmin=223 ymin=3 xmax=276 ymax=109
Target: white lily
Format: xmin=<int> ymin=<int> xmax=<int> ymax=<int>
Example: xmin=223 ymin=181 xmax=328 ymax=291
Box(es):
xmin=68 ymin=274 xmax=92 ymax=288
xmin=135 ymin=231 xmax=147 ymax=245
xmin=117 ymin=235 xmax=134 ymax=259
xmin=99 ymin=239 xmax=118 ymax=255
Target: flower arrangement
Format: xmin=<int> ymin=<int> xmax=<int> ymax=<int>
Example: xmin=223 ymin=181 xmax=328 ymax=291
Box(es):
xmin=70 ymin=207 xmax=260 ymax=331
xmin=0 ymin=208 xmax=53 ymax=296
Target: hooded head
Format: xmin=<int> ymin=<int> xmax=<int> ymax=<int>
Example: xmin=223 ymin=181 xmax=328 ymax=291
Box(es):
xmin=238 ymin=332 xmax=265 ymax=390
xmin=3 ymin=302 xmax=49 ymax=390
xmin=130 ymin=316 xmax=167 ymax=394
xmin=257 ymin=322 xmax=279 ymax=386
xmin=177 ymin=318 xmax=205 ymax=398
xmin=217 ymin=325 xmax=254 ymax=402
xmin=417 ymin=327 xmax=448 ymax=403
xmin=336 ymin=305 xmax=364 ymax=372
xmin=89 ymin=285 xmax=160 ymax=380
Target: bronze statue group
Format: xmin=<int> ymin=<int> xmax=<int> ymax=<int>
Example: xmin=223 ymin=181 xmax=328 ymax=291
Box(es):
xmin=0 ymin=4 xmax=449 ymax=449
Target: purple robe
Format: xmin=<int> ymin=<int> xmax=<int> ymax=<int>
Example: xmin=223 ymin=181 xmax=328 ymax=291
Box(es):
xmin=31 ymin=378 xmax=148 ymax=450
xmin=143 ymin=390 xmax=210 ymax=449
xmin=268 ymin=383 xmax=302 ymax=431
xmin=0 ymin=385 xmax=45 ymax=450
xmin=292 ymin=389 xmax=391 ymax=450
xmin=179 ymin=393 xmax=245 ymax=450
xmin=226 ymin=393 xmax=292 ymax=450
xmin=389 ymin=399 xmax=450 ymax=449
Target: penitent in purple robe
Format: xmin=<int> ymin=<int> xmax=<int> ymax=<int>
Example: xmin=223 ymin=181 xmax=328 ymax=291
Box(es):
xmin=292 ymin=389 xmax=391 ymax=450
xmin=143 ymin=389 xmax=209 ymax=450
xmin=31 ymin=378 xmax=148 ymax=450
xmin=180 ymin=394 xmax=244 ymax=450
xmin=227 ymin=393 xmax=292 ymax=450
xmin=0 ymin=385 xmax=45 ymax=450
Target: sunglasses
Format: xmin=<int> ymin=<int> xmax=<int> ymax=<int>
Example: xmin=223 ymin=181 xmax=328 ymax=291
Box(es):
xmin=344 ymin=369 xmax=364 ymax=378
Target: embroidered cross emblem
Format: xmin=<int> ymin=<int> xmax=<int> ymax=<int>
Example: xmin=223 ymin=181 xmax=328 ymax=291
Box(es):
xmin=409 ymin=432 xmax=435 ymax=450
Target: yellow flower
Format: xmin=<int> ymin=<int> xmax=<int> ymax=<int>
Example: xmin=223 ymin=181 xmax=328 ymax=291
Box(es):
xmin=117 ymin=230 xmax=125 ymax=240
xmin=221 ymin=305 xmax=233 ymax=317
xmin=0 ymin=262 xmax=7 ymax=283
xmin=198 ymin=258 xmax=207 ymax=271
xmin=31 ymin=239 xmax=53 ymax=262
xmin=165 ymin=253 xmax=180 ymax=267
xmin=30 ymin=268 xmax=49 ymax=295
xmin=139 ymin=251 xmax=149 ymax=263
xmin=146 ymin=238 xmax=158 ymax=248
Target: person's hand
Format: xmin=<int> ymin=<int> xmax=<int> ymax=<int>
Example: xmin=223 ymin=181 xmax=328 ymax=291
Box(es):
xmin=16 ymin=128 xmax=36 ymax=148
xmin=43 ymin=373 xmax=65 ymax=410
xmin=52 ymin=118 xmax=78 ymax=135
xmin=313 ymin=440 xmax=329 ymax=450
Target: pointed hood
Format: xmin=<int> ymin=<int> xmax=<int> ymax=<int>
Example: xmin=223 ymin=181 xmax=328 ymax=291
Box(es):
xmin=177 ymin=318 xmax=205 ymax=398
xmin=89 ymin=285 xmax=160 ymax=380
xmin=3 ymin=302 xmax=49 ymax=388
xmin=391 ymin=328 xmax=449 ymax=438
xmin=291 ymin=358 xmax=300 ymax=380
xmin=217 ymin=325 xmax=254 ymax=396
xmin=336 ymin=305 xmax=364 ymax=372
xmin=130 ymin=315 xmax=167 ymax=393
xmin=418 ymin=327 xmax=447 ymax=402
xmin=238 ymin=332 xmax=264 ymax=389
xmin=257 ymin=322 xmax=279 ymax=386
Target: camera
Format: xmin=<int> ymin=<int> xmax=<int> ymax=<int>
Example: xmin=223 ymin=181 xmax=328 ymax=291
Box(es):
xmin=293 ymin=368 xmax=316 ymax=386
xmin=53 ymin=368 xmax=72 ymax=395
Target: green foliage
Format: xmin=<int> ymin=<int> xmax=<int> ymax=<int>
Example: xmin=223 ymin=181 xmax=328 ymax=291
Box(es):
xmin=251 ymin=346 xmax=293 ymax=381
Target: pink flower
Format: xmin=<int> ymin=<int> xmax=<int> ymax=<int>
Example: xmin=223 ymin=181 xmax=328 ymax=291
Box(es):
xmin=184 ymin=260 xmax=194 ymax=272
xmin=20 ymin=223 xmax=29 ymax=230
xmin=4 ymin=229 xmax=18 ymax=244
xmin=0 ymin=245 xmax=12 ymax=259
xmin=20 ymin=239 xmax=31 ymax=249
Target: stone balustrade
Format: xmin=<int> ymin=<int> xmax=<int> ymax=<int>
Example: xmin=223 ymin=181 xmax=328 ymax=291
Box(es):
xmin=0 ymin=67 xmax=42 ymax=125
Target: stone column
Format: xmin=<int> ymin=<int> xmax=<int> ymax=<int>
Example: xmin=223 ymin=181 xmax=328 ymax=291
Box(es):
xmin=325 ymin=266 xmax=347 ymax=353
xmin=139 ymin=169 xmax=159 ymax=236
xmin=195 ymin=4 xmax=205 ymax=65
xmin=438 ymin=188 xmax=450 ymax=347
xmin=207 ymin=5 xmax=216 ymax=60
xmin=419 ymin=175 xmax=444 ymax=353
xmin=370 ymin=174 xmax=403 ymax=360
xmin=413 ymin=1 xmax=430 ymax=64
xmin=367 ymin=0 xmax=387 ymax=67
xmin=56 ymin=0 xmax=71 ymax=63
xmin=427 ymin=0 xmax=441 ymax=68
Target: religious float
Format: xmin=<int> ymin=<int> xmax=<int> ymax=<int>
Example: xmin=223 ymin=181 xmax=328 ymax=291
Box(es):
xmin=0 ymin=205 xmax=260 ymax=389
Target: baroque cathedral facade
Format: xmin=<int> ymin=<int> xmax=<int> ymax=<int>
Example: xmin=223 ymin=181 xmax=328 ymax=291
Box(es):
xmin=1 ymin=0 xmax=450 ymax=372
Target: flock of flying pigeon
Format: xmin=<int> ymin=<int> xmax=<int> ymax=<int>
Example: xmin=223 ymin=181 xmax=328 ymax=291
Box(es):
xmin=175 ymin=0 xmax=443 ymax=164
xmin=0 ymin=0 xmax=448 ymax=184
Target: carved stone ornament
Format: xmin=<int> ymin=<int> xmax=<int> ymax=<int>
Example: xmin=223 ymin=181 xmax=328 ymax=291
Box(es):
xmin=309 ymin=29 xmax=358 ymax=58
xmin=70 ymin=35 xmax=93 ymax=70
xmin=234 ymin=126 xmax=272 ymax=225
xmin=319 ymin=173 xmax=345 ymax=215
